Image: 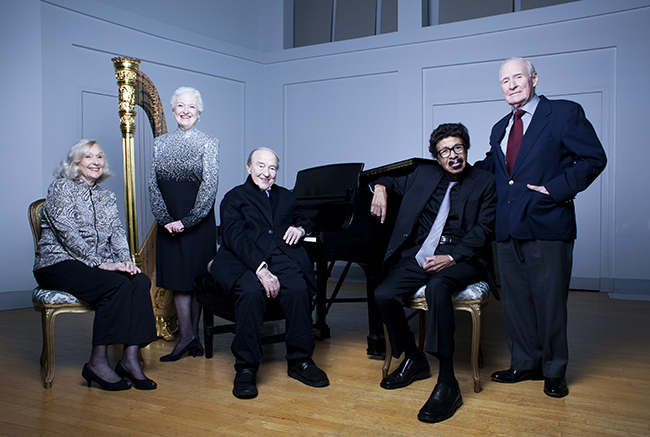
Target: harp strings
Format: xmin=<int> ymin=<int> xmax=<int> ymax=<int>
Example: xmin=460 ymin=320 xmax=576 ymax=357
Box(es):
xmin=135 ymin=106 xmax=155 ymax=245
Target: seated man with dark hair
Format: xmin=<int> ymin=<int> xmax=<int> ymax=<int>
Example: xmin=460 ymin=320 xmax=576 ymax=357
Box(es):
xmin=209 ymin=147 xmax=329 ymax=399
xmin=370 ymin=123 xmax=496 ymax=423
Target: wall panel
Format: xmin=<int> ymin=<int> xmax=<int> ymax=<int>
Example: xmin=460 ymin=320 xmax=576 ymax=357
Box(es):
xmin=283 ymin=72 xmax=399 ymax=186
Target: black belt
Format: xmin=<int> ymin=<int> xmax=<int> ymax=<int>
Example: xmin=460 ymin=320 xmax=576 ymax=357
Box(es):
xmin=439 ymin=235 xmax=458 ymax=245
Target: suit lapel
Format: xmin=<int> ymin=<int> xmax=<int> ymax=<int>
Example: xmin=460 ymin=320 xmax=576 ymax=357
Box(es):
xmin=245 ymin=176 xmax=274 ymax=226
xmin=413 ymin=166 xmax=444 ymax=215
xmin=269 ymin=185 xmax=281 ymax=225
xmin=492 ymin=114 xmax=510 ymax=174
xmin=457 ymin=166 xmax=475 ymax=224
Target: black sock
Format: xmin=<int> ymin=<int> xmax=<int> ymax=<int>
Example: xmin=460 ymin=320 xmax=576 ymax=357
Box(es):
xmin=405 ymin=346 xmax=425 ymax=361
xmin=437 ymin=356 xmax=458 ymax=388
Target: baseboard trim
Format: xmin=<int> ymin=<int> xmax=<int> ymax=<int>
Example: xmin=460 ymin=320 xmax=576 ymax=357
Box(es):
xmin=0 ymin=289 xmax=33 ymax=311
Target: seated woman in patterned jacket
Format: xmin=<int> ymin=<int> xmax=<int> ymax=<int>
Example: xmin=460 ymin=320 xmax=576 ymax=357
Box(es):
xmin=33 ymin=139 xmax=158 ymax=391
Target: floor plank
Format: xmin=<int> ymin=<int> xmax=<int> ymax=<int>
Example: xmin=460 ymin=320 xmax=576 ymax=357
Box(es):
xmin=1 ymin=285 xmax=649 ymax=436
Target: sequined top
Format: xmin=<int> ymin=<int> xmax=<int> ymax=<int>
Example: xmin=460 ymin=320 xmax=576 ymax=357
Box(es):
xmin=149 ymin=126 xmax=219 ymax=228
xmin=33 ymin=178 xmax=132 ymax=270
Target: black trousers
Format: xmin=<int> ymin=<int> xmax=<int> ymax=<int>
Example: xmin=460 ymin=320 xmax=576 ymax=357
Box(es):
xmin=375 ymin=255 xmax=480 ymax=360
xmin=230 ymin=249 xmax=314 ymax=371
xmin=497 ymin=239 xmax=574 ymax=378
xmin=34 ymin=260 xmax=157 ymax=347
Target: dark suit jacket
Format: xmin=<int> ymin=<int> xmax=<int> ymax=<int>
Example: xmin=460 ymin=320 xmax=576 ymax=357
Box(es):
xmin=476 ymin=95 xmax=607 ymax=242
xmin=375 ymin=163 xmax=497 ymax=295
xmin=212 ymin=176 xmax=316 ymax=294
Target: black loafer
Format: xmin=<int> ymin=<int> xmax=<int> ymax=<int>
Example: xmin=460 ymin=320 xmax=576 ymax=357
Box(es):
xmin=288 ymin=361 xmax=329 ymax=387
xmin=380 ymin=354 xmax=430 ymax=390
xmin=233 ymin=368 xmax=258 ymax=399
xmin=490 ymin=368 xmax=544 ymax=383
xmin=544 ymin=377 xmax=569 ymax=398
xmin=417 ymin=382 xmax=463 ymax=423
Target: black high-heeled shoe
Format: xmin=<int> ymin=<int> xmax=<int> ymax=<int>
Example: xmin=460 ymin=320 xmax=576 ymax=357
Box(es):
xmin=159 ymin=337 xmax=202 ymax=362
xmin=82 ymin=363 xmax=131 ymax=391
xmin=115 ymin=361 xmax=157 ymax=390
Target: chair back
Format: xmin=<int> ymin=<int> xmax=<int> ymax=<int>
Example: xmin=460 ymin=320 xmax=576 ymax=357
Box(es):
xmin=28 ymin=198 xmax=46 ymax=253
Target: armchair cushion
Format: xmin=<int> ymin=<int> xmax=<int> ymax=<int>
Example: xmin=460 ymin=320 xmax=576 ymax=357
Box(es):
xmin=413 ymin=281 xmax=490 ymax=302
xmin=32 ymin=287 xmax=84 ymax=306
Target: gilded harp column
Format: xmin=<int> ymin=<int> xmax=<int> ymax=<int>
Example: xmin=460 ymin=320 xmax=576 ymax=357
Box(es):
xmin=113 ymin=56 xmax=177 ymax=340
xmin=113 ymin=57 xmax=140 ymax=264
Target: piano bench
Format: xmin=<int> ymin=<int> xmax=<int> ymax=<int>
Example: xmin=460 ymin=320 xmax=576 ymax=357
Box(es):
xmin=194 ymin=272 xmax=287 ymax=359
xmin=381 ymin=281 xmax=489 ymax=393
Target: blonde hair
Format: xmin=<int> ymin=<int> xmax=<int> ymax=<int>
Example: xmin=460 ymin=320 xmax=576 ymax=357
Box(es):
xmin=55 ymin=139 xmax=113 ymax=184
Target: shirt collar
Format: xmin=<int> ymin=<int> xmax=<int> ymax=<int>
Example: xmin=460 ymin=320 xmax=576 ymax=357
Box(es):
xmin=513 ymin=94 xmax=540 ymax=117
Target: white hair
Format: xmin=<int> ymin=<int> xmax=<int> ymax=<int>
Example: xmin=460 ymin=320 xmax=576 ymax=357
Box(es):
xmin=499 ymin=57 xmax=537 ymax=80
xmin=170 ymin=86 xmax=204 ymax=112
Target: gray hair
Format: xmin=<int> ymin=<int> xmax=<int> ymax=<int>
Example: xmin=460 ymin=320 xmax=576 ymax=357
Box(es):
xmin=499 ymin=57 xmax=537 ymax=80
xmin=170 ymin=86 xmax=204 ymax=113
xmin=55 ymin=139 xmax=113 ymax=183
xmin=247 ymin=147 xmax=280 ymax=170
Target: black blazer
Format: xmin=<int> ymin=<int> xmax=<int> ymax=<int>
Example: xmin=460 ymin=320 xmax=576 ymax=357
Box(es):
xmin=375 ymin=163 xmax=497 ymax=295
xmin=212 ymin=176 xmax=316 ymax=294
xmin=476 ymin=96 xmax=607 ymax=241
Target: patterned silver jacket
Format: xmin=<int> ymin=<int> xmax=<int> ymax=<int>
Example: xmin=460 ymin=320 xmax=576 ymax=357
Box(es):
xmin=33 ymin=178 xmax=131 ymax=270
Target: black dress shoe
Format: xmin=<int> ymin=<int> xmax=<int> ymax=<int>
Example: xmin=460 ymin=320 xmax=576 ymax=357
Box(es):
xmin=233 ymin=368 xmax=258 ymax=399
xmin=81 ymin=364 xmax=132 ymax=391
xmin=490 ymin=368 xmax=544 ymax=383
xmin=159 ymin=337 xmax=202 ymax=362
xmin=544 ymin=377 xmax=569 ymax=398
xmin=288 ymin=361 xmax=329 ymax=387
xmin=115 ymin=361 xmax=157 ymax=390
xmin=380 ymin=354 xmax=430 ymax=390
xmin=418 ymin=382 xmax=463 ymax=423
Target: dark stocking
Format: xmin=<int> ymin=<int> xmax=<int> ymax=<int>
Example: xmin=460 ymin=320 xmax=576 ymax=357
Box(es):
xmin=168 ymin=290 xmax=202 ymax=354
xmin=87 ymin=345 xmax=121 ymax=383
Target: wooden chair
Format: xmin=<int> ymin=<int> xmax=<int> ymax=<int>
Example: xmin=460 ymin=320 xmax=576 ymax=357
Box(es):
xmin=194 ymin=272 xmax=286 ymax=359
xmin=28 ymin=198 xmax=94 ymax=388
xmin=381 ymin=281 xmax=489 ymax=393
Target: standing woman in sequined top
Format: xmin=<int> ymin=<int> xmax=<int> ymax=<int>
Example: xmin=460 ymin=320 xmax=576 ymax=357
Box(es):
xmin=150 ymin=87 xmax=219 ymax=362
xmin=34 ymin=139 xmax=158 ymax=391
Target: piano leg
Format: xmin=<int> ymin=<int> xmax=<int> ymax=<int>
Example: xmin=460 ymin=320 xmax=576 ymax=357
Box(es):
xmin=363 ymin=268 xmax=386 ymax=356
xmin=312 ymin=259 xmax=331 ymax=340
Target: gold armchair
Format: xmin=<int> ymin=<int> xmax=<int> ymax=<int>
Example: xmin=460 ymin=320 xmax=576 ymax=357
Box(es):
xmin=28 ymin=198 xmax=94 ymax=388
xmin=381 ymin=282 xmax=489 ymax=393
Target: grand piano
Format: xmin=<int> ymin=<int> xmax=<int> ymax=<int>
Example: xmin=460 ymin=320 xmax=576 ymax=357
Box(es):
xmin=294 ymin=158 xmax=435 ymax=356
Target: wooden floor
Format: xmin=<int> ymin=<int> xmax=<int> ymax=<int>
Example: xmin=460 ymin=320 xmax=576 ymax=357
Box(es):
xmin=1 ymin=284 xmax=649 ymax=437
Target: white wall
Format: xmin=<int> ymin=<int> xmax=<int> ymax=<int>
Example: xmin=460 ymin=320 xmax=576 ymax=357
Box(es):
xmin=0 ymin=0 xmax=44 ymax=308
xmin=265 ymin=0 xmax=650 ymax=299
xmin=1 ymin=0 xmax=648 ymax=309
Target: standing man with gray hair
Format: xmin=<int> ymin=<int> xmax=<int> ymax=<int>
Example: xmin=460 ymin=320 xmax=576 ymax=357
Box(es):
xmin=476 ymin=57 xmax=607 ymax=397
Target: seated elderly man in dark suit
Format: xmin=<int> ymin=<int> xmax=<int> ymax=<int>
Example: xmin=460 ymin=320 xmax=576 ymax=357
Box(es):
xmin=209 ymin=147 xmax=329 ymax=399
xmin=370 ymin=123 xmax=496 ymax=423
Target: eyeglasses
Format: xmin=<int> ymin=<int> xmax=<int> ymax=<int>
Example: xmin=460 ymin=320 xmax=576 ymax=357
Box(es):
xmin=437 ymin=144 xmax=465 ymax=158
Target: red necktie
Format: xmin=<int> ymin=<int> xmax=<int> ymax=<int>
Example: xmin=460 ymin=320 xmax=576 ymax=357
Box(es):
xmin=506 ymin=109 xmax=526 ymax=175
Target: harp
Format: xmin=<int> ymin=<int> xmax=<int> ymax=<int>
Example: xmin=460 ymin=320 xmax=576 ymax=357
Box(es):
xmin=112 ymin=56 xmax=177 ymax=340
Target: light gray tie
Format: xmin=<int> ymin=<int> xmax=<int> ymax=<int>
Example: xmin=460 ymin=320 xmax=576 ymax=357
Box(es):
xmin=415 ymin=181 xmax=457 ymax=267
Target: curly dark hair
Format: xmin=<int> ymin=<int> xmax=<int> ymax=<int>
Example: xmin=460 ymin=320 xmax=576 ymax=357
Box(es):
xmin=428 ymin=123 xmax=470 ymax=157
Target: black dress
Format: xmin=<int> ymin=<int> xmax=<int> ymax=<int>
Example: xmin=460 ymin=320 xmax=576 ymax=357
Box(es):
xmin=149 ymin=126 xmax=219 ymax=291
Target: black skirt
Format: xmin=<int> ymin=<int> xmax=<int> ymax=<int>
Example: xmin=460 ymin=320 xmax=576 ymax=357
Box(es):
xmin=156 ymin=179 xmax=217 ymax=291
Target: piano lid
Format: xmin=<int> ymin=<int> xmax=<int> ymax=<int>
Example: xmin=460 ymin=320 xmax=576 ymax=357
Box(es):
xmin=293 ymin=162 xmax=364 ymax=201
xmin=360 ymin=157 xmax=437 ymax=183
